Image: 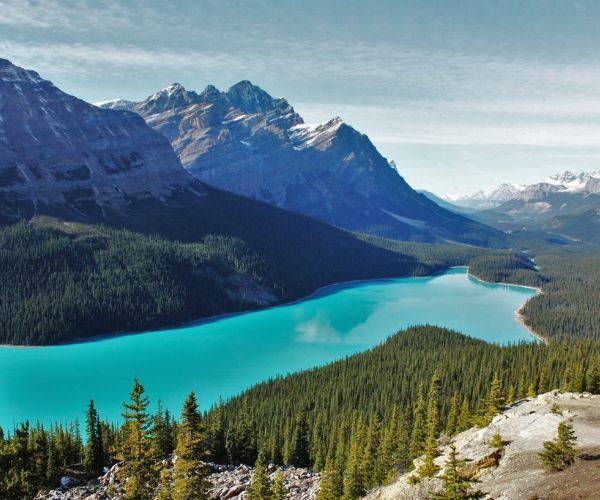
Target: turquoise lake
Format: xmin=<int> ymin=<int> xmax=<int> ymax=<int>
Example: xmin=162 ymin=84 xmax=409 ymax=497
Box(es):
xmin=0 ymin=267 xmax=537 ymax=431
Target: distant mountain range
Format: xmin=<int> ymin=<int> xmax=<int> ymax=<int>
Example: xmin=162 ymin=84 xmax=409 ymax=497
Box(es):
xmin=100 ymin=82 xmax=503 ymax=245
xmin=444 ymin=170 xmax=600 ymax=210
xmin=428 ymin=170 xmax=600 ymax=242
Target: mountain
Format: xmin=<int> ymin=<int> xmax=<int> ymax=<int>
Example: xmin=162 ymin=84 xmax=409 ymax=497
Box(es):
xmin=0 ymin=59 xmax=193 ymax=224
xmin=446 ymin=183 xmax=524 ymax=210
xmin=444 ymin=171 xmax=600 ymax=242
xmin=0 ymin=59 xmax=492 ymax=345
xmin=449 ymin=170 xmax=600 ymax=211
xmin=542 ymin=207 xmax=600 ymax=244
xmin=418 ymin=190 xmax=478 ymax=215
xmin=102 ymin=82 xmax=504 ymax=246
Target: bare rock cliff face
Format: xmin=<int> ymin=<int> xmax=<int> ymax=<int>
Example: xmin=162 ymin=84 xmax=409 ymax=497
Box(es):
xmin=0 ymin=59 xmax=194 ymax=223
xmin=103 ymin=82 xmax=504 ymax=245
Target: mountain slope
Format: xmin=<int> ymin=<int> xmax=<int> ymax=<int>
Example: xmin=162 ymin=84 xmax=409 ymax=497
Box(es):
xmin=103 ymin=82 xmax=504 ymax=246
xmin=0 ymin=59 xmax=491 ymax=345
xmin=368 ymin=391 xmax=600 ymax=500
xmin=0 ymin=59 xmax=193 ymax=224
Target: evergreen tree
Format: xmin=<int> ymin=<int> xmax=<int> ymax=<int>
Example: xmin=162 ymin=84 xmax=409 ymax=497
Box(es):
xmin=151 ymin=401 xmax=174 ymax=460
xmin=586 ymin=358 xmax=599 ymax=394
xmin=45 ymin=443 xmax=61 ymax=487
xmin=288 ymin=411 xmax=310 ymax=468
xmin=526 ymin=383 xmax=537 ymax=398
xmin=247 ymin=448 xmax=272 ymax=500
xmin=539 ymin=421 xmax=578 ymax=472
xmin=484 ymin=372 xmax=504 ymax=423
xmin=433 ymin=444 xmax=481 ymax=500
xmin=271 ymin=469 xmax=286 ymax=500
xmin=489 ymin=432 xmax=504 ymax=451
xmin=342 ymin=416 xmax=367 ymax=499
xmin=445 ymin=392 xmax=459 ymax=437
xmin=506 ymin=385 xmax=516 ymax=405
xmin=207 ymin=404 xmax=227 ymax=464
xmin=375 ymin=405 xmax=399 ymax=481
xmin=362 ymin=414 xmax=383 ymax=488
xmin=408 ymin=383 xmax=427 ymax=463
xmin=84 ymin=399 xmax=104 ymax=477
xmin=172 ymin=392 xmax=209 ymax=500
xmin=538 ymin=369 xmax=549 ymax=394
xmin=456 ymin=398 xmax=471 ymax=433
xmin=119 ymin=379 xmax=157 ymax=500
xmin=418 ymin=372 xmax=441 ymax=477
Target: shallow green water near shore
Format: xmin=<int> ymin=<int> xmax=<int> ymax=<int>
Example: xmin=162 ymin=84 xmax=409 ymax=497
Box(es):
xmin=0 ymin=268 xmax=537 ymax=430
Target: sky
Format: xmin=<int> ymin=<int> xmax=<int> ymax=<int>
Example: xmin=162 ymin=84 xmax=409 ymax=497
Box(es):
xmin=2 ymin=0 xmax=600 ymax=195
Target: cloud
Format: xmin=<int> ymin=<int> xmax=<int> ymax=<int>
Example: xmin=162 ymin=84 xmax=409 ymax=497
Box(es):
xmin=295 ymin=316 xmax=342 ymax=344
xmin=0 ymin=41 xmax=257 ymax=77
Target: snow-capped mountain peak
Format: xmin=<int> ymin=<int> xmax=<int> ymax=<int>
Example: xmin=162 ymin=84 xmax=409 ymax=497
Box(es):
xmin=448 ymin=170 xmax=600 ymax=209
xmin=546 ymin=170 xmax=600 ymax=191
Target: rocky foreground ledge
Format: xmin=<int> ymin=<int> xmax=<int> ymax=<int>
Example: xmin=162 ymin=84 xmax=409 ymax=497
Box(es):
xmin=39 ymin=462 xmax=319 ymax=500
xmin=39 ymin=391 xmax=599 ymax=500
xmin=366 ymin=391 xmax=600 ymax=500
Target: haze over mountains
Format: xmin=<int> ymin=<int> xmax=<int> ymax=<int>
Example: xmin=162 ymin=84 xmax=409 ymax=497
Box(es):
xmin=101 ymin=82 xmax=503 ymax=246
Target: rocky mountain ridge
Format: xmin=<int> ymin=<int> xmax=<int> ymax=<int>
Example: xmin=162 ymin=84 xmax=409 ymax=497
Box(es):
xmin=446 ymin=170 xmax=600 ymax=210
xmin=0 ymin=59 xmax=195 ymax=224
xmin=102 ymin=82 xmax=504 ymax=245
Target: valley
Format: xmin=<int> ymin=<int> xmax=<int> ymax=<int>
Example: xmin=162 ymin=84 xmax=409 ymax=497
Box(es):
xmin=1 ymin=14 xmax=600 ymax=497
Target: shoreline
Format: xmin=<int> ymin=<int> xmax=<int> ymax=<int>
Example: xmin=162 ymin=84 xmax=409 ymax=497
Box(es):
xmin=1 ymin=266 xmax=543 ymax=349
xmin=466 ymin=269 xmax=547 ymax=344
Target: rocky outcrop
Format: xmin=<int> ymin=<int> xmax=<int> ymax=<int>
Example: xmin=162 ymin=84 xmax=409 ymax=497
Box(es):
xmin=366 ymin=391 xmax=600 ymax=500
xmin=102 ymin=82 xmax=504 ymax=245
xmin=0 ymin=59 xmax=195 ymax=223
xmin=39 ymin=461 xmax=319 ymax=500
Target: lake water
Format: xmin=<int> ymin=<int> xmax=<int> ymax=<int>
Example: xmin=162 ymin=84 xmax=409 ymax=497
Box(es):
xmin=0 ymin=268 xmax=537 ymax=431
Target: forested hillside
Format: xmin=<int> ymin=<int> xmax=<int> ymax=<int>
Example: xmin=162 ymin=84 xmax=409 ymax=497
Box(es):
xmin=0 ymin=184 xmax=519 ymax=346
xmin=2 ymin=327 xmax=598 ymax=498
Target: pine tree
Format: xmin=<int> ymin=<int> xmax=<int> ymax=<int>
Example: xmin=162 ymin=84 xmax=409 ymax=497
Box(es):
xmin=445 ymin=392 xmax=459 ymax=437
xmin=375 ymin=405 xmax=400 ymax=483
xmin=538 ymin=369 xmax=549 ymax=394
xmin=156 ymin=466 xmax=174 ymax=500
xmin=311 ymin=413 xmax=327 ymax=471
xmin=489 ymin=432 xmax=504 ymax=451
xmin=484 ymin=372 xmax=504 ymax=423
xmin=247 ymin=448 xmax=272 ymax=500
xmin=572 ymin=363 xmax=585 ymax=393
xmin=342 ymin=416 xmax=367 ymax=499
xmin=271 ymin=469 xmax=286 ymax=500
xmin=418 ymin=372 xmax=441 ymax=477
xmin=362 ymin=414 xmax=383 ymax=488
xmin=84 ymin=399 xmax=104 ymax=477
xmin=539 ymin=421 xmax=578 ymax=472
xmin=526 ymin=383 xmax=537 ymax=398
xmin=456 ymin=398 xmax=471 ymax=433
xmin=45 ymin=443 xmax=61 ymax=487
xmin=408 ymin=383 xmax=427 ymax=463
xmin=288 ymin=411 xmax=310 ymax=468
xmin=506 ymin=385 xmax=516 ymax=404
xmin=433 ymin=444 xmax=481 ymax=500
xmin=172 ymin=392 xmax=209 ymax=500
xmin=207 ymin=404 xmax=227 ymax=464
xmin=586 ymin=357 xmax=599 ymax=394
xmin=119 ymin=379 xmax=157 ymax=500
